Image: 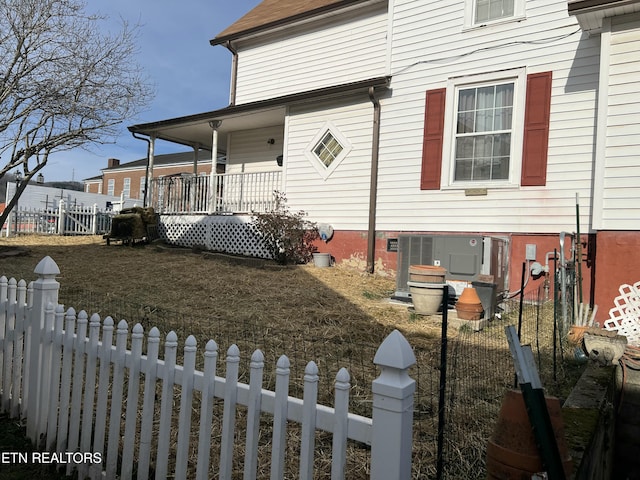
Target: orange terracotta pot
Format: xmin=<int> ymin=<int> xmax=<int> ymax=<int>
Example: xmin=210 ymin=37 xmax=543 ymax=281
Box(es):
xmin=486 ymin=390 xmax=573 ymax=479
xmin=409 ymin=265 xmax=447 ymax=283
xmin=455 ymin=303 xmax=484 ymax=320
xmin=455 ymin=287 xmax=484 ymax=320
xmin=458 ymin=286 xmax=482 ymax=304
xmin=567 ymin=325 xmax=588 ymax=345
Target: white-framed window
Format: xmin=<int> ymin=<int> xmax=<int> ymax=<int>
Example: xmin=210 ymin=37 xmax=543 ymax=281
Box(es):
xmin=107 ymin=179 xmax=115 ymax=196
xmin=464 ymin=0 xmax=524 ymax=28
xmin=442 ymin=69 xmax=526 ymax=188
xmin=123 ymin=177 xmax=131 ymax=198
xmin=139 ymin=176 xmax=146 ymax=198
xmin=304 ymin=121 xmax=352 ymax=179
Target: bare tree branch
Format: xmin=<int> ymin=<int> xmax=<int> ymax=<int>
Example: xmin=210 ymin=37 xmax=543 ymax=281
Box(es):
xmin=0 ymin=0 xmax=153 ymax=227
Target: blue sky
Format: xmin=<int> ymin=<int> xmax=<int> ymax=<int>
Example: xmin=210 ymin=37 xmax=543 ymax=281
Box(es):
xmin=45 ymin=0 xmax=261 ymax=182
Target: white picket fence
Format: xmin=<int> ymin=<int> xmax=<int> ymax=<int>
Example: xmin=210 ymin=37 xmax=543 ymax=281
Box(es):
xmin=0 ymin=256 xmax=417 ymax=479
xmin=3 ymin=200 xmax=114 ymax=237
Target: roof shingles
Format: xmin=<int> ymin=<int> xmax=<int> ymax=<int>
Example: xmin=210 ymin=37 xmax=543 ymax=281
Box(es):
xmin=213 ymin=0 xmax=364 ymax=42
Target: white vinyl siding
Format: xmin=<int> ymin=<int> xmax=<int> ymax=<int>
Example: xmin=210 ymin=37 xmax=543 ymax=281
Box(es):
xmin=225 ymin=125 xmax=285 ymax=175
xmin=371 ymin=0 xmax=599 ymax=234
xmin=285 ymin=99 xmax=374 ymax=230
xmin=595 ymin=13 xmax=640 ymax=229
xmin=234 ymin=5 xmax=388 ymax=104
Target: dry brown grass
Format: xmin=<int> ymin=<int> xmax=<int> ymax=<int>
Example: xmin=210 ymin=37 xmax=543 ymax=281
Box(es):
xmin=0 ymin=235 xmax=420 ymax=339
xmin=0 ymin=234 xmax=582 ymax=479
xmin=0 ymin=235 xmax=442 ymax=477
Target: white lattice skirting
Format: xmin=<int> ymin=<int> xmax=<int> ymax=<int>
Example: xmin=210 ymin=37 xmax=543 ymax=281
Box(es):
xmin=158 ymin=215 xmax=271 ymax=258
xmin=604 ymin=281 xmax=640 ymax=345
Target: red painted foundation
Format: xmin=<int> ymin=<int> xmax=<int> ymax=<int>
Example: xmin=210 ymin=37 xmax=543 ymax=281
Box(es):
xmin=313 ymin=229 xmax=640 ymax=325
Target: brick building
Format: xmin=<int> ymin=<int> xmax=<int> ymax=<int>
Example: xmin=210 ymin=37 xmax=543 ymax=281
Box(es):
xmin=84 ymin=151 xmax=221 ymax=201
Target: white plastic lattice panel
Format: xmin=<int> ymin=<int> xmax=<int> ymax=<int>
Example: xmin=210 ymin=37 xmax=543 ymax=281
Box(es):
xmin=604 ymin=281 xmax=640 ymax=345
xmin=158 ymin=215 xmax=272 ymax=259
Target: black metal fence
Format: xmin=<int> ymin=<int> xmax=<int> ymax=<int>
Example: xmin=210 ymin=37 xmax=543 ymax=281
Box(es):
xmin=59 ymin=281 xmax=582 ymax=479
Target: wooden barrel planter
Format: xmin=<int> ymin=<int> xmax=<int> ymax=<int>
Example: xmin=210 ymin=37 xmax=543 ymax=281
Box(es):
xmin=486 ymin=389 xmax=573 ymax=479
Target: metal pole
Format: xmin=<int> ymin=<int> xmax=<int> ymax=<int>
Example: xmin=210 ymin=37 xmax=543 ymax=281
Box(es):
xmin=575 ymin=193 xmax=584 ymax=305
xmin=514 ymin=261 xmax=526 ymax=388
xmin=553 ymin=248 xmax=558 ymax=382
xmin=436 ymin=286 xmax=449 ymax=480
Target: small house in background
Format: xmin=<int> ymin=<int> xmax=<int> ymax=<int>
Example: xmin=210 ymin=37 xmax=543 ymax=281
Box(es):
xmin=83 ymin=151 xmax=223 ymax=201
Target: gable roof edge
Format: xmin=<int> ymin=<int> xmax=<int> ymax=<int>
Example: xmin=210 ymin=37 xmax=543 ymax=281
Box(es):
xmin=210 ymin=0 xmax=375 ymax=46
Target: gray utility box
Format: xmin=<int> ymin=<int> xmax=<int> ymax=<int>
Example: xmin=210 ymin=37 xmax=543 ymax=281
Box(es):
xmin=394 ymin=234 xmax=509 ymax=301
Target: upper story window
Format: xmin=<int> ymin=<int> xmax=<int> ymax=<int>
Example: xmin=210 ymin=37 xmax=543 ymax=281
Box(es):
xmin=420 ymin=68 xmax=553 ymax=190
xmin=304 ymin=121 xmax=352 ymax=179
xmin=140 ymin=177 xmax=146 ymax=198
xmin=107 ymin=179 xmax=115 ymax=196
xmin=454 ymin=82 xmax=514 ymax=182
xmin=123 ymin=178 xmax=131 ymax=198
xmin=464 ymin=0 xmax=524 ymax=28
xmin=475 ymin=0 xmax=514 ymax=23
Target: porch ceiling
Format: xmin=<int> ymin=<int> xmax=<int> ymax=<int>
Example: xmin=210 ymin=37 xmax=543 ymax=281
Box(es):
xmin=128 ymin=75 xmax=391 ymax=154
xmin=128 ymin=107 xmax=285 ymax=153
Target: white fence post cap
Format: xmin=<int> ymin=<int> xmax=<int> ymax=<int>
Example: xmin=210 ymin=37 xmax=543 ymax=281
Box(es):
xmin=34 ymin=256 xmax=60 ymax=277
xmin=374 ymin=329 xmax=416 ymax=370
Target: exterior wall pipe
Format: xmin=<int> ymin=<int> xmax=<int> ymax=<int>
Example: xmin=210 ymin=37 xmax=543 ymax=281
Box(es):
xmin=367 ymin=86 xmax=382 ymax=274
xmin=225 ymin=41 xmax=238 ymax=106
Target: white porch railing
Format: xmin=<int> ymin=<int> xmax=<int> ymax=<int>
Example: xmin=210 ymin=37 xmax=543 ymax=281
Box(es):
xmin=151 ymin=171 xmax=282 ymax=215
xmin=0 ymin=257 xmax=417 ymax=479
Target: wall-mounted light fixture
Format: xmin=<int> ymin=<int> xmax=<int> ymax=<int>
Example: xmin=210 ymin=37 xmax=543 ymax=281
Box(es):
xmin=37 ymin=173 xmax=44 ymax=184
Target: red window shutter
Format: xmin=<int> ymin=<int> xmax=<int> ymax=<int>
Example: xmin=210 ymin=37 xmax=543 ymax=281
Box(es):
xmin=521 ymin=71 xmax=552 ymax=186
xmin=420 ymin=88 xmax=446 ymax=190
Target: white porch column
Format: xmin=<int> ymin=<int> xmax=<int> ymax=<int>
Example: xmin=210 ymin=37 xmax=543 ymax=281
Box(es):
xmin=192 ymin=144 xmax=200 ymax=175
xmin=208 ymin=121 xmax=221 ymax=214
xmin=147 ymin=135 xmax=156 ymax=207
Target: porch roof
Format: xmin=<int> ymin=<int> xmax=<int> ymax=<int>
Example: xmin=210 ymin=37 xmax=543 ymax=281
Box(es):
xmin=568 ymin=0 xmax=640 ymax=30
xmin=127 ymin=76 xmax=391 ymax=153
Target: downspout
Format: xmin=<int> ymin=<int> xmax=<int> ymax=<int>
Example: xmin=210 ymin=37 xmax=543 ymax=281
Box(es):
xmin=132 ymin=132 xmax=151 ymax=206
xmin=225 ymin=41 xmax=238 ymax=106
xmin=366 ymin=86 xmax=382 ymax=274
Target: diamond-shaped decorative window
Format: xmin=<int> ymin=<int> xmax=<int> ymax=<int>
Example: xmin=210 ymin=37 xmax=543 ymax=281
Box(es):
xmin=313 ymin=131 xmax=344 ymax=167
xmin=305 ymin=122 xmax=351 ymax=179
